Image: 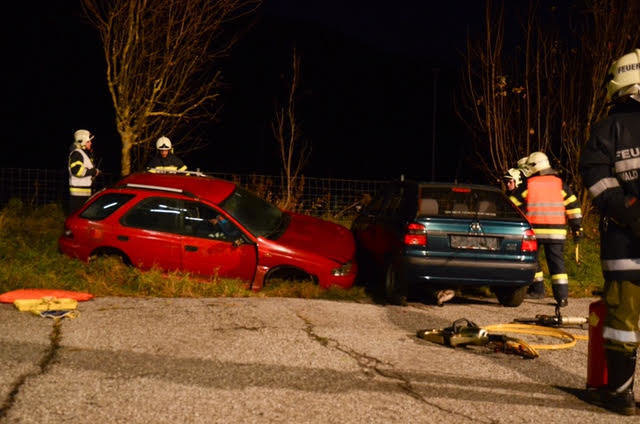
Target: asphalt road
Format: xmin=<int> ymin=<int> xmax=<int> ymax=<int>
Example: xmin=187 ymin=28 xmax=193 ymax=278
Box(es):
xmin=0 ymin=295 xmax=637 ymax=423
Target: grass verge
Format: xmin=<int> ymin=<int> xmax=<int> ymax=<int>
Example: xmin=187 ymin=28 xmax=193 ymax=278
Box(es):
xmin=0 ymin=200 xmax=367 ymax=302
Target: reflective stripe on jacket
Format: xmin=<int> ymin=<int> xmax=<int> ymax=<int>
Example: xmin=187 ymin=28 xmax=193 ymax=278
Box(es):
xmin=68 ymin=148 xmax=94 ymax=196
xmin=579 ymin=101 xmax=640 ymax=281
xmin=510 ymin=172 xmax=581 ymax=242
xmin=146 ymin=154 xmax=187 ymax=173
xmin=526 ymin=176 xmax=566 ymax=225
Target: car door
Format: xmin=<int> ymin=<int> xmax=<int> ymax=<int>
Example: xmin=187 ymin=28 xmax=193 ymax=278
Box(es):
xmin=179 ymin=200 xmax=257 ymax=281
xmin=118 ymin=196 xmax=183 ymax=271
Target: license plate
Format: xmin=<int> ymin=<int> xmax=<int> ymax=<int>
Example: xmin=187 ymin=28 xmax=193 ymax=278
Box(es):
xmin=450 ymin=235 xmax=500 ymax=250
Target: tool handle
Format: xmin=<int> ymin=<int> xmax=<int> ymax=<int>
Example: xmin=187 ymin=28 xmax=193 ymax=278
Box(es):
xmin=560 ymin=316 xmax=587 ymax=325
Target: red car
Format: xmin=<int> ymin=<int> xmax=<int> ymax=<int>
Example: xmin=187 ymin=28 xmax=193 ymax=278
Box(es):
xmin=59 ymin=172 xmax=357 ymax=290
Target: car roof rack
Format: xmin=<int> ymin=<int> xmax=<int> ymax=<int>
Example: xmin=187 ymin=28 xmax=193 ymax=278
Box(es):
xmin=118 ymin=183 xmax=197 ymax=198
xmin=147 ymin=169 xmax=208 ymax=177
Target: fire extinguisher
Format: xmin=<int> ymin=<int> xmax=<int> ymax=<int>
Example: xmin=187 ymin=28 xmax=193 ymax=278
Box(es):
xmin=586 ymin=299 xmax=608 ymax=389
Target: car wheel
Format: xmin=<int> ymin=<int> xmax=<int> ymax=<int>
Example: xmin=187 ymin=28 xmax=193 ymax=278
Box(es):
xmin=89 ymin=248 xmax=131 ymax=266
xmin=384 ymin=263 xmax=408 ymax=306
xmin=493 ymin=286 xmax=527 ymax=307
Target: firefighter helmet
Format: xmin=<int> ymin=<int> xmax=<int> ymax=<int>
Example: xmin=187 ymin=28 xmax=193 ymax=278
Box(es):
xmin=73 ymin=129 xmax=94 ymax=147
xmin=503 ymin=168 xmax=523 ymax=187
xmin=156 ymin=136 xmax=172 ymax=151
xmin=606 ymin=49 xmax=640 ymax=102
xmin=526 ymin=151 xmax=551 ymax=175
xmin=517 ymin=156 xmax=534 ymax=178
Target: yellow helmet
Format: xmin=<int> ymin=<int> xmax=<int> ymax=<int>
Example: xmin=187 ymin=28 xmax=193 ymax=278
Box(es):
xmin=526 ymin=151 xmax=551 ymax=175
xmin=606 ymin=49 xmax=640 ymax=101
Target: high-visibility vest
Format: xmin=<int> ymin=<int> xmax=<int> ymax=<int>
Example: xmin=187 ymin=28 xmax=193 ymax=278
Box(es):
xmin=526 ymin=175 xmax=566 ymax=226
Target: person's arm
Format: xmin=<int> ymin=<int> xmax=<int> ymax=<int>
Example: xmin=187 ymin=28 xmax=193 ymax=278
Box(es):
xmin=562 ymin=181 xmax=583 ymax=239
xmin=579 ymin=121 xmax=640 ymax=227
xmin=508 ymin=181 xmax=527 ymax=212
xmin=69 ymin=151 xmax=98 ymax=177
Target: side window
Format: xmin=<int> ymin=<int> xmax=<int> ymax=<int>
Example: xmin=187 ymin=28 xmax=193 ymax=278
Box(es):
xmin=182 ymin=201 xmax=242 ymax=242
xmin=80 ymin=193 xmax=135 ymax=221
xmin=120 ymin=197 xmax=182 ymax=234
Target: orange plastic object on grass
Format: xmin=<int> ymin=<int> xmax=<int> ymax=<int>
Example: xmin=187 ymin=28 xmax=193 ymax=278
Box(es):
xmin=0 ymin=289 xmax=94 ymax=303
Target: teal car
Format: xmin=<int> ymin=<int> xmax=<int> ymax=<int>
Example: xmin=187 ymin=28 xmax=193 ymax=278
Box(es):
xmin=351 ymin=181 xmax=538 ymax=307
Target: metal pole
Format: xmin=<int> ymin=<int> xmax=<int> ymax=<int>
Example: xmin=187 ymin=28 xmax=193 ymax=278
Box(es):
xmin=432 ymin=68 xmax=439 ymax=182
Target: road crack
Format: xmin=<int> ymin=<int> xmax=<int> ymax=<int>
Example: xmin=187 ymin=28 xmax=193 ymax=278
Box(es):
xmin=297 ymin=312 xmax=496 ymax=424
xmin=0 ymin=319 xmax=63 ymax=419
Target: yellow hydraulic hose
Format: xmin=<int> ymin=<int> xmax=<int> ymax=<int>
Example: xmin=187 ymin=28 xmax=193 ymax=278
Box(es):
xmin=482 ymin=323 xmax=588 ymax=351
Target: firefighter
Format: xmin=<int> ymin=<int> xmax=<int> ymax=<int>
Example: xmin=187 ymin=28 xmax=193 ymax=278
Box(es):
xmin=68 ymin=129 xmax=100 ymax=213
xmin=509 ymin=151 xmax=583 ymax=305
xmin=146 ymin=136 xmax=187 ymax=173
xmin=502 ymin=168 xmax=523 ymax=195
xmin=580 ymin=48 xmax=640 ymax=416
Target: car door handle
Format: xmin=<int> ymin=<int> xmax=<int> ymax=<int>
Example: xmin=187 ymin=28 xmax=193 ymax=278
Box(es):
xmin=117 ymin=235 xmax=128 ymax=241
xmin=185 ymin=245 xmax=198 ymax=252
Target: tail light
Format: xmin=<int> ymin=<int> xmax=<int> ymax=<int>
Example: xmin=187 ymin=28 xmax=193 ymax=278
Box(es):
xmin=521 ymin=229 xmax=537 ymax=252
xmin=404 ymin=222 xmax=427 ymax=246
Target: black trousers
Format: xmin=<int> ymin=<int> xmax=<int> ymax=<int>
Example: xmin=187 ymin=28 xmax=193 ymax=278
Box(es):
xmin=535 ymin=242 xmax=568 ymax=301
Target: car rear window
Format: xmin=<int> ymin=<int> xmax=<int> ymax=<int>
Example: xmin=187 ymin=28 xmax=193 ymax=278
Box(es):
xmin=418 ymin=186 xmax=522 ymax=220
xmin=79 ymin=193 xmax=135 ymax=221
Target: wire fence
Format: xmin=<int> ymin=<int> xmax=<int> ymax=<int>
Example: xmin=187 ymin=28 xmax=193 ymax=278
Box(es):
xmin=0 ymin=168 xmax=387 ymax=218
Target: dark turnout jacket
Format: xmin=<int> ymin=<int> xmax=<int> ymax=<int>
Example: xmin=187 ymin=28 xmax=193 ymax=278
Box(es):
xmin=580 ymin=101 xmax=640 ymax=281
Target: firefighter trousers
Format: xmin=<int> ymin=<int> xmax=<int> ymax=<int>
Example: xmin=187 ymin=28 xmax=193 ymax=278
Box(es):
xmin=533 ymin=242 xmax=568 ymax=302
xmin=603 ymin=280 xmax=640 ymax=354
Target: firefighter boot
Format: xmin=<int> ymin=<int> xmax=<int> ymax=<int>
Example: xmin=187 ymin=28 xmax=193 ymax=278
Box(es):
xmin=603 ymin=349 xmax=636 ymax=416
xmin=552 ymin=283 xmax=569 ymax=307
xmin=526 ymin=281 xmax=545 ymax=299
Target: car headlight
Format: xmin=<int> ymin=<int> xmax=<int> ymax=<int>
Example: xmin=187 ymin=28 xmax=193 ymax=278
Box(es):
xmin=331 ymin=261 xmax=353 ymax=276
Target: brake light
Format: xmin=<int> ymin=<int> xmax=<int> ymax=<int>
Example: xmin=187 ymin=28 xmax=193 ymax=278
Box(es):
xmin=404 ymin=222 xmax=427 ymax=246
xmin=452 ymin=187 xmax=471 ymax=193
xmin=521 ymin=229 xmax=537 ymax=252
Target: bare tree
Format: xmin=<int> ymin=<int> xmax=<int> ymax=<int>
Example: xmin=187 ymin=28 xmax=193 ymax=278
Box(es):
xmin=458 ymin=0 xmax=639 ymax=201
xmin=81 ymin=0 xmax=260 ymax=175
xmin=272 ymin=48 xmax=310 ymax=211
xmin=458 ymin=1 xmax=556 ymax=182
xmin=557 ymin=0 xmax=640 ymax=210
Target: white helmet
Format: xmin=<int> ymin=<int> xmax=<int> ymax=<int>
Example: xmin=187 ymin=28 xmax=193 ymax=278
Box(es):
xmin=503 ymin=168 xmax=523 ymax=187
xmin=516 ymin=156 xmax=533 ymax=178
xmin=73 ymin=129 xmax=94 ymax=147
xmin=526 ymin=151 xmax=551 ymax=175
xmin=606 ymin=49 xmax=640 ymax=102
xmin=156 ymin=136 xmax=172 ymax=151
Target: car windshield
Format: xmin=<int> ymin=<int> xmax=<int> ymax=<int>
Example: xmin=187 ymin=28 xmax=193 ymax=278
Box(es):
xmin=219 ymin=187 xmax=284 ymax=237
xmin=418 ymin=185 xmax=523 ymax=220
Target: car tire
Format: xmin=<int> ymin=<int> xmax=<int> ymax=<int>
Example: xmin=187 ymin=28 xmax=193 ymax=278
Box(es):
xmin=384 ymin=263 xmax=408 ymax=306
xmin=493 ymin=286 xmax=527 ymax=307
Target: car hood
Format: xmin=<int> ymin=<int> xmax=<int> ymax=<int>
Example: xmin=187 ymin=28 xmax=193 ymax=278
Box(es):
xmin=275 ymin=212 xmax=355 ymax=264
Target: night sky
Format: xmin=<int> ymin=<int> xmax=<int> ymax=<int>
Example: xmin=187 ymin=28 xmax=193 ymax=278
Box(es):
xmin=3 ymin=1 xmax=488 ymax=182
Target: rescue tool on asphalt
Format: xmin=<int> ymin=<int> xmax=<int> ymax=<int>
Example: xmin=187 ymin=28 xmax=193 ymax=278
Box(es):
xmin=514 ymin=304 xmax=588 ymax=328
xmin=416 ymin=318 xmax=539 ymax=359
